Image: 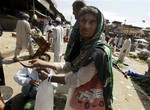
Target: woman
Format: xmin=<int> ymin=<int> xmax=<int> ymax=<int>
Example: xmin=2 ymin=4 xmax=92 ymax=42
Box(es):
xmin=20 ymin=6 xmax=113 ymax=110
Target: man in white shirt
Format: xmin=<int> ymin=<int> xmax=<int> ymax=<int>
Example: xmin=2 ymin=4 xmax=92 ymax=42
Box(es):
xmin=14 ymin=54 xmax=57 ymax=109
xmin=117 ymin=35 xmax=123 ymax=48
xmin=113 ymin=35 xmax=118 ymax=53
xmin=13 ymin=13 xmax=34 ymax=62
xmin=118 ymin=35 xmax=131 ymax=63
xmin=44 ymin=18 xmax=55 ymax=45
xmin=52 ymin=17 xmax=64 ymax=62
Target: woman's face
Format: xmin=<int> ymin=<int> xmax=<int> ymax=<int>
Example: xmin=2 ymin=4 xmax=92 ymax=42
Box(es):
xmin=79 ymin=13 xmax=98 ymax=41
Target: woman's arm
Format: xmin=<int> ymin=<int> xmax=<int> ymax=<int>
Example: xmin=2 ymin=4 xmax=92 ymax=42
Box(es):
xmin=37 ymin=62 xmax=96 ymax=87
xmin=19 ymin=59 xmax=57 ymax=70
xmin=65 ymin=61 xmax=96 ymax=87
xmin=22 ymin=59 xmax=96 ymax=87
xmin=19 ymin=60 xmax=71 ymax=73
xmin=37 ymin=69 xmax=66 ymax=84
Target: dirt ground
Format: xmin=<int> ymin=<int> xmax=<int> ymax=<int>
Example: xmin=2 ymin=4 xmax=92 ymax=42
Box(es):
xmin=1 ymin=32 xmax=150 ymax=110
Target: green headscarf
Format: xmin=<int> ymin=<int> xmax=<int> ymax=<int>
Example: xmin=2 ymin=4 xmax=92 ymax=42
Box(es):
xmin=64 ymin=20 xmax=81 ymax=62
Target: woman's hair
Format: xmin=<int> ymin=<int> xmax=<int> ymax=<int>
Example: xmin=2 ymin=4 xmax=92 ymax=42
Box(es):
xmin=77 ymin=6 xmax=105 ymax=39
xmin=78 ymin=6 xmax=101 ymax=25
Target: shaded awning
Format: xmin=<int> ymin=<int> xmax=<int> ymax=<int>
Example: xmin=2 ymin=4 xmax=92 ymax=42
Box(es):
xmin=37 ymin=0 xmax=49 ymax=10
xmin=135 ymin=39 xmax=148 ymax=43
xmin=116 ymin=27 xmax=145 ymax=35
xmin=34 ymin=10 xmax=48 ymax=18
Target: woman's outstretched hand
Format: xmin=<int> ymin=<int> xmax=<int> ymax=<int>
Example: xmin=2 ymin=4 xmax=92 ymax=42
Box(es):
xmin=19 ymin=59 xmax=46 ymax=68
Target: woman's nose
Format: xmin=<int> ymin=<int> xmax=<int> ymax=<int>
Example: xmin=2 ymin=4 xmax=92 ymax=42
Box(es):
xmin=84 ymin=22 xmax=90 ymax=28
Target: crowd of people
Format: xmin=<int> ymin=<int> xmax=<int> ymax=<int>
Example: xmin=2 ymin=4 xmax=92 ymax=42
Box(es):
xmin=12 ymin=11 xmax=72 ymax=63
xmin=1 ymin=0 xmax=150 ymax=110
xmin=108 ymin=34 xmax=132 ymax=63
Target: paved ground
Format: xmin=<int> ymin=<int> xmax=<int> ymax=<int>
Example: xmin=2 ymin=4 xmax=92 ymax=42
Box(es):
xmin=1 ymin=31 xmax=150 ymax=110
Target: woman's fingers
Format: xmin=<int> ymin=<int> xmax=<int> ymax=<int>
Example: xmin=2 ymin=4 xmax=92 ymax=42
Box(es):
xmin=19 ymin=61 xmax=32 ymax=68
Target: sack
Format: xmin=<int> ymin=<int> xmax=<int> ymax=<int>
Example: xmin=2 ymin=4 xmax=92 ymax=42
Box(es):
xmin=34 ymin=78 xmax=53 ymax=110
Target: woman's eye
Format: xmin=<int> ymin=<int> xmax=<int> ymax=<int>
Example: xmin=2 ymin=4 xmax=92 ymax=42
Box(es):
xmin=90 ymin=20 xmax=96 ymax=24
xmin=81 ymin=19 xmax=86 ymax=23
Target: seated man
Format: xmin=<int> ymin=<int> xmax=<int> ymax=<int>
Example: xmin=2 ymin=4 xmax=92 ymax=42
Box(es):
xmin=14 ymin=54 xmax=57 ymax=110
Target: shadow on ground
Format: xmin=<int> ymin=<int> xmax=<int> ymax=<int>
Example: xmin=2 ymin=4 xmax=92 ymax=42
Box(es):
xmin=2 ymin=55 xmax=30 ymax=64
xmin=130 ymin=80 xmax=150 ymax=110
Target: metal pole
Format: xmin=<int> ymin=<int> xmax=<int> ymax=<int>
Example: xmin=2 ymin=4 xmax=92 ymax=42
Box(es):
xmin=33 ymin=0 xmax=35 ymax=14
xmin=49 ymin=3 xmax=50 ymax=16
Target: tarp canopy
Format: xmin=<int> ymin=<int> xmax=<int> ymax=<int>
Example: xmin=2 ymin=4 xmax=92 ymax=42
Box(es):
xmin=116 ymin=27 xmax=145 ymax=35
xmin=37 ymin=0 xmax=49 ymax=10
xmin=135 ymin=39 xmax=148 ymax=43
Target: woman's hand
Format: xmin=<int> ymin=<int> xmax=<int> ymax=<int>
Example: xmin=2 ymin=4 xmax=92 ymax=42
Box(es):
xmin=19 ymin=59 xmax=47 ymax=68
xmin=19 ymin=60 xmax=34 ymax=68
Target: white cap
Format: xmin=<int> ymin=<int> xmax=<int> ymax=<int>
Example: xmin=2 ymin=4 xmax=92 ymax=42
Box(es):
xmin=56 ymin=17 xmax=61 ymax=23
xmin=22 ymin=13 xmax=29 ymax=18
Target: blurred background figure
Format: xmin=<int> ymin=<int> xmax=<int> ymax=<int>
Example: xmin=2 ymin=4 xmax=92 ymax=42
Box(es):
xmin=0 ymin=52 xmax=5 ymax=86
xmin=13 ymin=13 xmax=34 ymax=62
xmin=118 ymin=35 xmax=131 ymax=63
xmin=117 ymin=35 xmax=123 ymax=48
xmin=63 ymin=21 xmax=71 ymax=43
xmin=112 ymin=34 xmax=118 ymax=53
xmin=52 ymin=17 xmax=64 ymax=62
xmin=0 ymin=26 xmax=5 ymax=86
xmin=44 ymin=17 xmax=55 ymax=45
xmin=64 ymin=0 xmax=86 ymax=62
xmin=132 ymin=41 xmax=139 ymax=52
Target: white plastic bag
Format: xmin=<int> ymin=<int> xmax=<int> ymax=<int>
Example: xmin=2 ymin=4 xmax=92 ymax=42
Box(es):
xmin=34 ymin=78 xmax=53 ymax=110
